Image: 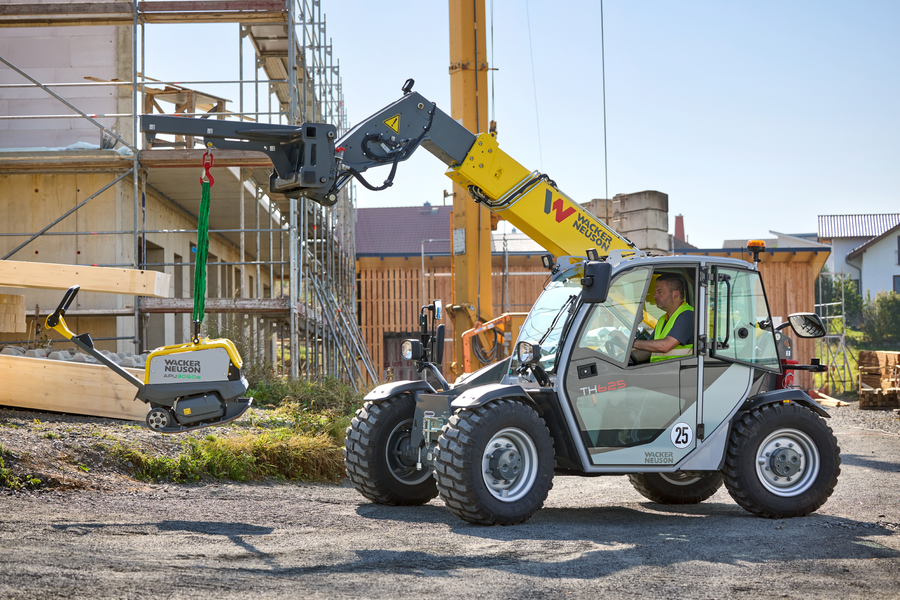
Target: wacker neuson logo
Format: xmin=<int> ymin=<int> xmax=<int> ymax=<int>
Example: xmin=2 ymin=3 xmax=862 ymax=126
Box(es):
xmin=163 ymin=358 xmax=202 ymax=380
xmin=645 ymin=451 xmax=674 ymax=464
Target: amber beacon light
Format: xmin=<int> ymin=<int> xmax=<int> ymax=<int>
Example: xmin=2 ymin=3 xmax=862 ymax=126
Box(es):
xmin=747 ymin=239 xmax=766 ymax=263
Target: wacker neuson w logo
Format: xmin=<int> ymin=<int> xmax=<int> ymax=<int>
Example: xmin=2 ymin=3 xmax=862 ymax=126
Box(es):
xmin=645 ymin=451 xmax=674 ymax=464
xmin=163 ymin=358 xmax=202 ymax=380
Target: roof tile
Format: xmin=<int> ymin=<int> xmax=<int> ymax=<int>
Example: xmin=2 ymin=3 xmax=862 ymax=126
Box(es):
xmin=818 ymin=214 xmax=900 ymax=239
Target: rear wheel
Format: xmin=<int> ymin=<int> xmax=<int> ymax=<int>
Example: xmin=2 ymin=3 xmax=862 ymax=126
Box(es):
xmin=723 ymin=403 xmax=840 ymax=518
xmin=344 ymin=394 xmax=438 ymax=505
xmin=628 ymin=471 xmax=724 ymax=504
xmin=146 ymin=407 xmax=173 ymax=432
xmin=434 ymin=399 xmax=554 ymax=526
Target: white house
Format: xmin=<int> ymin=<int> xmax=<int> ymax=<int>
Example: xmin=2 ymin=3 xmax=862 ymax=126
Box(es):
xmin=818 ymin=214 xmax=900 ymax=297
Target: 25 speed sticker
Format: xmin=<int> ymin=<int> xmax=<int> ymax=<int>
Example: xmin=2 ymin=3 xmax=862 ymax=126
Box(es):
xmin=670 ymin=422 xmax=693 ymax=449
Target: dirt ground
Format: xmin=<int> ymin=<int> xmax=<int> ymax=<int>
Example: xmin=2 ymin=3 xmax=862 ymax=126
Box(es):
xmin=1 ymin=403 xmax=899 ymax=600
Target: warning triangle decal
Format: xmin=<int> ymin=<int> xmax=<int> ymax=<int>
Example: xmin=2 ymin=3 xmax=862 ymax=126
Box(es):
xmin=383 ymin=114 xmax=401 ymax=133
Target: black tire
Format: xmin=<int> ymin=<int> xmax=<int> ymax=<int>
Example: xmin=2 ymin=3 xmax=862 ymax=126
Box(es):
xmin=628 ymin=471 xmax=724 ymax=504
xmin=343 ymin=394 xmax=438 ymax=506
xmin=723 ymin=403 xmax=841 ymax=518
xmin=434 ymin=399 xmax=555 ymax=526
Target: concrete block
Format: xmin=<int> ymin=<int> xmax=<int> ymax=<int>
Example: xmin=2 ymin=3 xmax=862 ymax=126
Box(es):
xmin=613 ymin=190 xmax=669 ymax=214
xmin=582 ymin=198 xmax=615 ymax=223
xmin=624 ymin=229 xmax=670 ymax=253
xmin=613 ymin=209 xmax=669 ymax=233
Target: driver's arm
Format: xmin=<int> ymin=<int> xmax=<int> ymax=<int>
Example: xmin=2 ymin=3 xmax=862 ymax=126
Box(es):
xmin=633 ymin=336 xmax=680 ymax=353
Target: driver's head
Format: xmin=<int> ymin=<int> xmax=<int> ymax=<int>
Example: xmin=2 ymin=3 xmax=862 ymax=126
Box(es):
xmin=653 ymin=273 xmax=687 ymax=312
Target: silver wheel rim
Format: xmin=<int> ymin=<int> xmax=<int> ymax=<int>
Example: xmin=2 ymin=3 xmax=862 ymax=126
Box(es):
xmin=659 ymin=472 xmax=702 ymax=486
xmin=755 ymin=428 xmax=819 ymax=497
xmin=385 ymin=418 xmax=431 ymax=486
xmin=147 ymin=409 xmax=169 ymax=431
xmin=481 ymin=427 xmax=539 ymax=502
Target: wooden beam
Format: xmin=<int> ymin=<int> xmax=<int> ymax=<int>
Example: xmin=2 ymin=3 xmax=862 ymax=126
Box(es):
xmin=0 ymin=152 xmax=134 ymax=174
xmin=0 ymin=261 xmax=171 ymax=297
xmin=141 ymin=297 xmax=290 ymax=314
xmin=0 ymin=355 xmax=147 ymax=421
xmin=0 ymin=1 xmax=286 ymax=27
xmin=139 ymin=149 xmax=273 ymax=169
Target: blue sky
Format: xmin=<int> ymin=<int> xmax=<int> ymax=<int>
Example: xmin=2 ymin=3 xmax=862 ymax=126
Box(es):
xmin=146 ymin=1 xmax=899 ymax=248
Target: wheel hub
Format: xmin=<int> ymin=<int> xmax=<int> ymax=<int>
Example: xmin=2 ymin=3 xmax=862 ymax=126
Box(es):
xmin=487 ymin=445 xmax=522 ymax=482
xmin=769 ymin=446 xmax=802 ymax=478
xmin=480 ymin=428 xmax=539 ymax=502
xmin=755 ymin=429 xmax=819 ymax=497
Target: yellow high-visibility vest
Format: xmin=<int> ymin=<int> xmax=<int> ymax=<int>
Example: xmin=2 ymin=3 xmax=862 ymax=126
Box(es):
xmin=650 ymin=302 xmax=694 ymax=362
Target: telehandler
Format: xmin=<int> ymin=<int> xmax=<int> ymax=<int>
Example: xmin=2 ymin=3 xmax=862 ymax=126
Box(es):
xmin=142 ymin=81 xmax=839 ymax=525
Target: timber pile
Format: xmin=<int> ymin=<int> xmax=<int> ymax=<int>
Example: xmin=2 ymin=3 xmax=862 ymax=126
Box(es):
xmin=858 ymin=351 xmax=900 ymax=410
xmin=0 ymin=294 xmax=26 ymax=333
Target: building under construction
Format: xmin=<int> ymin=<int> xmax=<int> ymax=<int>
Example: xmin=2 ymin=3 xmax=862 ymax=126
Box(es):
xmin=0 ymin=1 xmax=375 ymax=387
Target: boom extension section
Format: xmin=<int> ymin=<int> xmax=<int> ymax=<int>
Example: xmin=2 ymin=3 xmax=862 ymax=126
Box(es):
xmin=140 ymin=80 xmax=638 ymax=258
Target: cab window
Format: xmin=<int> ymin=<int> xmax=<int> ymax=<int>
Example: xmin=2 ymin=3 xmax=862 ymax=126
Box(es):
xmin=709 ymin=266 xmax=780 ymax=371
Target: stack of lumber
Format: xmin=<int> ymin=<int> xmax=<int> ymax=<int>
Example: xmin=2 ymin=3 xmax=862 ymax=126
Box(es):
xmin=858 ymin=351 xmax=900 ymax=410
xmin=0 ymin=294 xmax=26 ymax=333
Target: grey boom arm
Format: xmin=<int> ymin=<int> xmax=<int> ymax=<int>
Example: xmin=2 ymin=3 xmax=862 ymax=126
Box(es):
xmin=139 ymin=80 xmax=475 ymax=207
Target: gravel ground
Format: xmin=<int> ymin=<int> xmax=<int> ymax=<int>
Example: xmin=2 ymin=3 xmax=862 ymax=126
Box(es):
xmin=1 ymin=402 xmax=899 ymax=599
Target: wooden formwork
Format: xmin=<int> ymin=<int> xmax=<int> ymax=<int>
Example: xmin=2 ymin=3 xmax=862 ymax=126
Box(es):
xmin=0 ymin=355 xmax=147 ymax=421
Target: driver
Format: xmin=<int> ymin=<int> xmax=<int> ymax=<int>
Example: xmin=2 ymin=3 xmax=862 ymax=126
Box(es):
xmin=613 ymin=273 xmax=693 ymax=362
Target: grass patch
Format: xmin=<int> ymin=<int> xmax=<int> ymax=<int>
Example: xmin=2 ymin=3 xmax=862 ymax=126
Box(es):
xmin=0 ymin=444 xmax=41 ymax=490
xmin=104 ymin=373 xmax=365 ymax=484
xmin=109 ymin=431 xmax=344 ymax=484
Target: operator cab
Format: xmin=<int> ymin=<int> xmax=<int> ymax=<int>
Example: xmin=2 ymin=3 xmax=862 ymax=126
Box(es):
xmin=555 ymin=257 xmax=783 ymax=468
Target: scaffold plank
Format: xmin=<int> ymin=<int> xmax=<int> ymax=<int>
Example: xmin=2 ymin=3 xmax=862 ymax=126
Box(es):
xmin=0 ymin=261 xmax=171 ymax=297
xmin=141 ymin=297 xmax=290 ymax=314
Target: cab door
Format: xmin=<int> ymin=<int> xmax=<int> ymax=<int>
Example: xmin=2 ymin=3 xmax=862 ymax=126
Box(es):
xmin=561 ymin=265 xmax=699 ymax=469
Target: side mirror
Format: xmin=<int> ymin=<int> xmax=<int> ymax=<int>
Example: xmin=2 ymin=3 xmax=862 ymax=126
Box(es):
xmin=434 ymin=323 xmax=445 ymax=365
xmin=401 ymin=339 xmax=424 ymax=361
xmin=580 ymin=261 xmax=612 ymax=304
xmin=434 ymin=299 xmax=442 ymax=321
xmin=788 ymin=313 xmax=827 ymax=338
xmin=516 ymin=341 xmax=541 ymax=365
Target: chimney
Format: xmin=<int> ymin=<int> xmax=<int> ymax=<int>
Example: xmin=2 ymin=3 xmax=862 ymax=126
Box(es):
xmin=674 ymin=214 xmax=685 ymax=242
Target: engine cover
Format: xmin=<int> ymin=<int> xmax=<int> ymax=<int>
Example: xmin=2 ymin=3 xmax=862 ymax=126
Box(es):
xmin=173 ymin=394 xmax=225 ymax=424
xmin=146 ymin=347 xmax=232 ymax=385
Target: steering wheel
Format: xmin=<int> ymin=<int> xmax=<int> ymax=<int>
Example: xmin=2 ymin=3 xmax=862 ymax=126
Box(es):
xmin=605 ymin=336 xmax=638 ymax=366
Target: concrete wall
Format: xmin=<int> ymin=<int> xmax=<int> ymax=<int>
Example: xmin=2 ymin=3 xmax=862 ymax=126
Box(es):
xmin=0 ymin=23 xmax=131 ymax=149
xmin=0 ymin=173 xmax=267 ymax=353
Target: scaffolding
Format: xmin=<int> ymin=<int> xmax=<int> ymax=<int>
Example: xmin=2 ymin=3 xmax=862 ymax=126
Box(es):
xmin=0 ymin=1 xmax=376 ymax=388
xmin=815 ymin=271 xmax=854 ymax=395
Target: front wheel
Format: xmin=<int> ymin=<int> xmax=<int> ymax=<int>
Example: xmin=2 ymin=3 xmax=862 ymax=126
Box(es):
xmin=434 ymin=399 xmax=555 ymax=526
xmin=344 ymin=394 xmax=438 ymax=506
xmin=628 ymin=471 xmax=724 ymax=505
xmin=723 ymin=403 xmax=840 ymax=518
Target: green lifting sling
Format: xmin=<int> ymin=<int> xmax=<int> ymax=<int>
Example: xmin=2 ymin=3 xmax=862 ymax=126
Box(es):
xmin=192 ymin=146 xmax=214 ymax=343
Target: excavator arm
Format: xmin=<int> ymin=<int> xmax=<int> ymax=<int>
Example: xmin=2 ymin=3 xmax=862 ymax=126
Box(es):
xmin=140 ymin=80 xmax=638 ymax=260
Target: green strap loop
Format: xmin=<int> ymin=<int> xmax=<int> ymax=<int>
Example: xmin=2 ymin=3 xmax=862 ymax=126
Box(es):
xmin=192 ymin=179 xmax=211 ymax=327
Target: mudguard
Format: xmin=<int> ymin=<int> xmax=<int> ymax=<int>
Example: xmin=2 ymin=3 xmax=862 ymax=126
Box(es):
xmin=364 ymin=380 xmax=434 ymax=402
xmin=451 ymin=383 xmax=536 ymax=411
xmin=739 ymin=389 xmax=831 ymax=418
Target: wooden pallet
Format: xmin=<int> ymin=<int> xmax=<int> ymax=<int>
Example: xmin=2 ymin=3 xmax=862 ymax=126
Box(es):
xmin=859 ymin=387 xmax=900 ymax=410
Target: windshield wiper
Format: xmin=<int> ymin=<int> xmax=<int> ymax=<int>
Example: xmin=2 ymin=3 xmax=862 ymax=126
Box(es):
xmin=538 ymin=294 xmax=577 ymax=346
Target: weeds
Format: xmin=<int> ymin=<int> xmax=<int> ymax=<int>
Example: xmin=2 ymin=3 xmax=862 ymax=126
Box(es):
xmin=109 ymin=431 xmax=344 ymax=484
xmin=0 ymin=443 xmax=41 ymax=490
